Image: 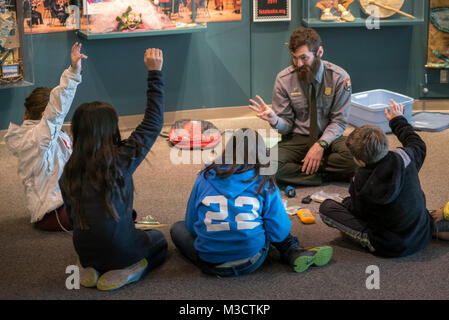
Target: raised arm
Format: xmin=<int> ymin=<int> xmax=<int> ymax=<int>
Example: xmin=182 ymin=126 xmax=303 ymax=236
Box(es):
xmin=122 ymin=48 xmax=165 ymax=173
xmin=248 ymin=75 xmax=295 ymax=135
xmin=386 ymin=99 xmax=426 ymax=170
xmin=35 ymin=42 xmax=86 ymax=150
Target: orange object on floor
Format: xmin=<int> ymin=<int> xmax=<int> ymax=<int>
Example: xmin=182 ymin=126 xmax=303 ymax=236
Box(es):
xmin=297 ymin=208 xmax=315 ymax=224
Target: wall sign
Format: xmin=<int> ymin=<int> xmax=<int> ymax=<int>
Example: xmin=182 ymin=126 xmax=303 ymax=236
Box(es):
xmin=253 ymin=0 xmax=291 ymax=22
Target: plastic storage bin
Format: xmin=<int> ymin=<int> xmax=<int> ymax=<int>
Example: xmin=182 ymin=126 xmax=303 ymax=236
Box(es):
xmin=349 ymin=89 xmax=414 ymax=133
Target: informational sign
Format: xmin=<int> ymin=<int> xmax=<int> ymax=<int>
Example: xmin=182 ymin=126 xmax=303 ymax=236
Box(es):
xmin=2 ymin=64 xmax=19 ymax=78
xmin=253 ymin=0 xmax=291 ymax=22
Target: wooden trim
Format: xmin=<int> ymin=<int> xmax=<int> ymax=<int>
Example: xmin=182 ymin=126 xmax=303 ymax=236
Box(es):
xmin=118 ymin=105 xmax=253 ymax=129
xmin=413 ymin=100 xmax=449 ymax=111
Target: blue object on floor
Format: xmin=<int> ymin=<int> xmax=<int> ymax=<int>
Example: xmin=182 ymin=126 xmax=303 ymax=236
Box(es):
xmin=285 ymin=186 xmax=296 ymax=198
xmin=412 ymin=112 xmax=449 ymax=132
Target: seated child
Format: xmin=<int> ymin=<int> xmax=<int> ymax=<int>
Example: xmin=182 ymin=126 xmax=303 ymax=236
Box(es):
xmin=319 ymin=100 xmax=434 ymax=257
xmin=170 ymin=128 xmax=333 ymax=277
xmin=59 ymin=48 xmax=167 ymax=291
xmin=4 ymin=43 xmax=86 ymax=232
xmin=430 ymin=202 xmax=449 ymax=241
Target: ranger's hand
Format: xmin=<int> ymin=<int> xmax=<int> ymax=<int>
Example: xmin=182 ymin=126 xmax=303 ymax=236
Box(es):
xmin=249 ymin=95 xmax=279 ymax=126
xmin=301 ymin=143 xmax=324 ymax=175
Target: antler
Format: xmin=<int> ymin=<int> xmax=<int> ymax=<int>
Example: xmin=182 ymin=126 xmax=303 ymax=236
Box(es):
xmin=315 ymin=0 xmax=335 ymax=11
xmin=338 ymin=0 xmax=354 ymax=9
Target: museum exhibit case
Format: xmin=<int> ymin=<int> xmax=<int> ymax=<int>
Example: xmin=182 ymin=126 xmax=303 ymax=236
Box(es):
xmin=301 ymin=0 xmax=425 ymax=28
xmin=0 ymin=0 xmax=34 ymax=88
xmin=77 ymin=0 xmax=208 ymax=39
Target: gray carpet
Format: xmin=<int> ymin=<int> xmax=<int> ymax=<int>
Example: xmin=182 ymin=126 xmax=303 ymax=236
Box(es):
xmin=1 ymin=115 xmax=449 ymax=300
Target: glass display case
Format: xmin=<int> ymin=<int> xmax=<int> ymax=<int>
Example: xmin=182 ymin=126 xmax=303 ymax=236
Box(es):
xmin=301 ymin=0 xmax=425 ymax=28
xmin=0 ymin=0 xmax=33 ymax=88
xmin=78 ymin=0 xmax=207 ymax=40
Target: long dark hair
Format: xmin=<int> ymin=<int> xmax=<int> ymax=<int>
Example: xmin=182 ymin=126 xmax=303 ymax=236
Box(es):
xmin=62 ymin=102 xmax=130 ymax=229
xmin=201 ymin=128 xmax=276 ymax=196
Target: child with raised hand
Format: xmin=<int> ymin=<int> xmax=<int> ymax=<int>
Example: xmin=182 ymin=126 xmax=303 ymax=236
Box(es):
xmin=59 ymin=48 xmax=167 ymax=291
xmin=430 ymin=203 xmax=449 ymax=241
xmin=171 ymin=128 xmax=333 ymax=277
xmin=319 ymin=100 xmax=434 ymax=257
xmin=4 ymin=43 xmax=86 ymax=232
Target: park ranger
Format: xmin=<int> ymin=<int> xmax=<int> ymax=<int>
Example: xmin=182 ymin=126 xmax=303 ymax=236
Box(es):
xmin=249 ymin=27 xmax=357 ymax=186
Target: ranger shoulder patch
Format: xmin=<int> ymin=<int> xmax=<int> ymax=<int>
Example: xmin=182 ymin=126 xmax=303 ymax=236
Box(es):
xmin=344 ymin=78 xmax=352 ymax=92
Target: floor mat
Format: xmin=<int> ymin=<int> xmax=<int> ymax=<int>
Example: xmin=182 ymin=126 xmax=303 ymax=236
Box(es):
xmin=412 ymin=112 xmax=449 ymax=132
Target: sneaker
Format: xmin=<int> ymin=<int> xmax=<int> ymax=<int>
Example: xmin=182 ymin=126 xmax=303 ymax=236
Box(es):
xmin=290 ymin=246 xmax=333 ymax=273
xmin=96 ymin=258 xmax=148 ymax=291
xmin=77 ymin=259 xmax=100 ymax=288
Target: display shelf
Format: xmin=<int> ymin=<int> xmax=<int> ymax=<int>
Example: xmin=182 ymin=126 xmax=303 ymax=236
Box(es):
xmin=301 ymin=0 xmax=425 ymax=28
xmin=77 ymin=0 xmax=208 ymax=40
xmin=77 ymin=24 xmax=207 ymax=40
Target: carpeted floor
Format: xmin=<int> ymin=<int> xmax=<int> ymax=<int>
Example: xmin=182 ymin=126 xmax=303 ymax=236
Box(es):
xmin=0 ymin=115 xmax=448 ymax=300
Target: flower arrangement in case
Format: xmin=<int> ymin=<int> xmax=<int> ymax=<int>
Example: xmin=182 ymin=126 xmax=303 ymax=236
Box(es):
xmin=116 ymin=6 xmax=143 ymax=31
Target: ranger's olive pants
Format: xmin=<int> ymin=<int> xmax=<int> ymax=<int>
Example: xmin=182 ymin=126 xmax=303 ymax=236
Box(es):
xmin=275 ymin=134 xmax=357 ymax=186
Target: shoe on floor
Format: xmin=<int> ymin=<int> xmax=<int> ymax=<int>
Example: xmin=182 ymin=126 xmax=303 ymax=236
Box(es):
xmin=96 ymin=258 xmax=148 ymax=291
xmin=77 ymin=259 xmax=100 ymax=288
xmin=290 ymin=246 xmax=333 ymax=273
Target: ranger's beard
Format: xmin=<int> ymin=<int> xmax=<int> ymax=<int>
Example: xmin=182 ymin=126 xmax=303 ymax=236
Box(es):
xmin=294 ymin=56 xmax=321 ymax=84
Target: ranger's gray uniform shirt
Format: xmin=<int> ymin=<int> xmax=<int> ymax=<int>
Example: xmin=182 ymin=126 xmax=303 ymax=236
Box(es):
xmin=271 ymin=60 xmax=352 ymax=145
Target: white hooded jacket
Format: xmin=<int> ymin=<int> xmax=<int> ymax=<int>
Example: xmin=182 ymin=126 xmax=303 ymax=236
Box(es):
xmin=4 ymin=66 xmax=82 ymax=223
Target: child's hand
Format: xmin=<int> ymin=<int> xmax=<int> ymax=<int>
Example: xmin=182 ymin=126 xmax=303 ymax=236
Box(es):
xmin=144 ymin=48 xmax=163 ymax=71
xmin=385 ymin=99 xmax=404 ymax=121
xmin=429 ymin=208 xmax=444 ymax=223
xmin=71 ymin=42 xmax=87 ymax=71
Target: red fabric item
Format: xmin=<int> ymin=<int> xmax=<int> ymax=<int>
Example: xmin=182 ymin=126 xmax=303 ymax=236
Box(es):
xmin=35 ymin=205 xmax=72 ymax=232
xmin=169 ymin=120 xmax=221 ymax=149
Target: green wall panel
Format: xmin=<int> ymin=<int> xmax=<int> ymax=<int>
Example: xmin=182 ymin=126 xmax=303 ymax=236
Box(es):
xmin=1 ymin=0 xmax=448 ymax=131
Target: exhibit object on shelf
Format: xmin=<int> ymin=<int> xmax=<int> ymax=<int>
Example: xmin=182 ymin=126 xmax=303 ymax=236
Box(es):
xmin=253 ymin=0 xmax=291 ymax=22
xmin=1 ymin=0 xmax=34 ymax=88
xmin=195 ymin=0 xmax=242 ymax=23
xmin=23 ymin=0 xmax=80 ymax=34
xmin=315 ymin=0 xmax=355 ymax=22
xmin=337 ymin=1 xmax=355 ymax=21
xmin=361 ymin=0 xmax=415 ymax=19
xmin=426 ymin=1 xmax=449 ymax=69
xmin=315 ymin=1 xmax=338 ymax=21
xmin=430 ymin=7 xmax=449 ymax=33
xmin=302 ymin=0 xmax=424 ymax=27
xmin=116 ymin=6 xmax=143 ymax=31
xmin=79 ymin=0 xmax=208 ymax=39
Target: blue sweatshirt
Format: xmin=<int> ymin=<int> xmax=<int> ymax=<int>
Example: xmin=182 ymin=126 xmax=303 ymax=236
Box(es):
xmin=185 ymin=167 xmax=292 ymax=263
